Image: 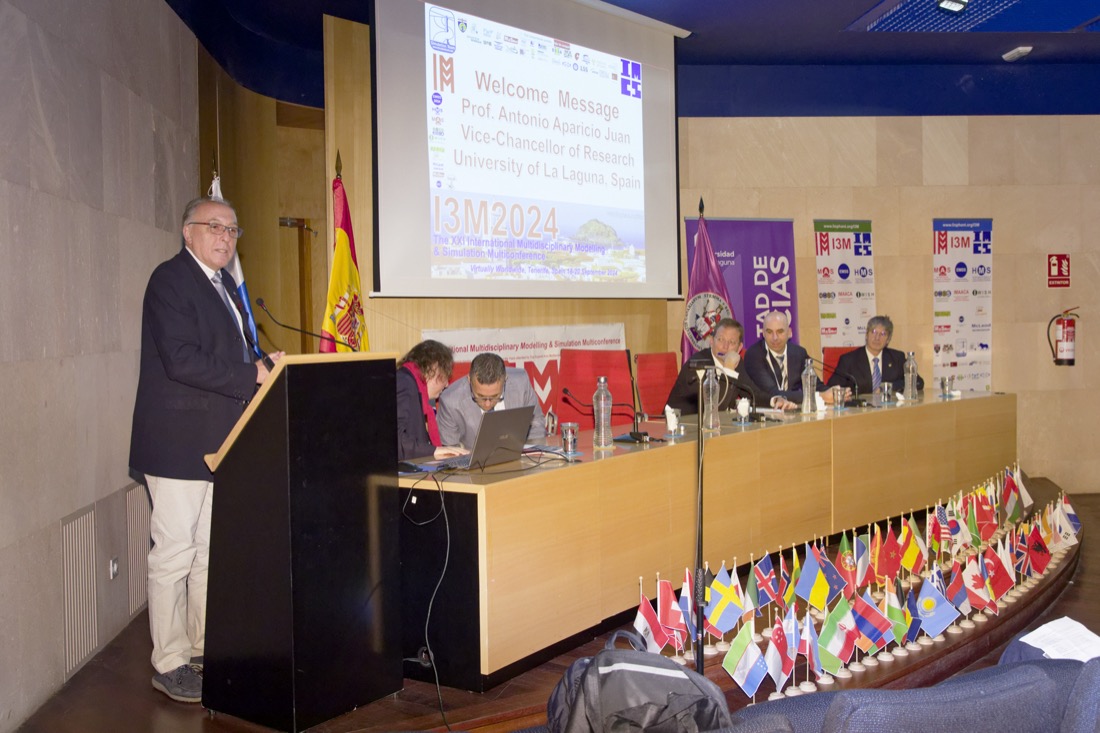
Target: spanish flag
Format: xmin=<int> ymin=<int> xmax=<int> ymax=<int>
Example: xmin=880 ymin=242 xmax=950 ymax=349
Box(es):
xmin=321 ymin=177 xmax=366 ymax=352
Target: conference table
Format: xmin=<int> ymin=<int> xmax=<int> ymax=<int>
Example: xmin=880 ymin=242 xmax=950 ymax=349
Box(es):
xmin=397 ymin=392 xmax=1017 ymax=691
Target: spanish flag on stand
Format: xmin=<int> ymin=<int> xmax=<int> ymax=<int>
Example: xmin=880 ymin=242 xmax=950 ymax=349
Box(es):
xmin=321 ymin=174 xmax=367 ymax=352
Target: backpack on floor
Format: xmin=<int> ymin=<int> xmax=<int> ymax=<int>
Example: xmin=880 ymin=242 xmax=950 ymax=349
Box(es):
xmin=546 ymin=629 xmax=733 ymax=733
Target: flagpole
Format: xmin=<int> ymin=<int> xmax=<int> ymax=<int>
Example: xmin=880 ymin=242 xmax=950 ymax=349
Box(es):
xmin=748 ymin=553 xmax=757 ymax=642
xmin=692 ymin=197 xmax=708 ymax=674
xmin=924 ymin=505 xmax=932 ymax=578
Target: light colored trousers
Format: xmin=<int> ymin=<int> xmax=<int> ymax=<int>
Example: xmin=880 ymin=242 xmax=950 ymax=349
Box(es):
xmin=146 ymin=475 xmax=213 ymax=674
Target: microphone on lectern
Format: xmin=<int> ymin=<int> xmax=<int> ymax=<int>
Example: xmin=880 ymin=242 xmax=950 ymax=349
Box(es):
xmin=255 ymin=298 xmax=355 ymax=351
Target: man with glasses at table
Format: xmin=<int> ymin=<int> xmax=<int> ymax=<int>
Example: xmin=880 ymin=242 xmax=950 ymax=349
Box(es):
xmin=666 ymin=318 xmax=798 ymax=415
xmin=825 ymin=314 xmax=923 ymax=396
xmin=437 ymin=352 xmax=546 ymax=448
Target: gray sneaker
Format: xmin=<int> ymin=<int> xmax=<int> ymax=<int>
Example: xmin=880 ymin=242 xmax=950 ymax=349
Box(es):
xmin=190 ymin=655 xmax=203 ymax=670
xmin=151 ymin=663 xmax=202 ymax=703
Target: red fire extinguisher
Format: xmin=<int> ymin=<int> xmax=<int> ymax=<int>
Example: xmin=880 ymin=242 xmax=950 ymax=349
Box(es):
xmin=1047 ymin=307 xmax=1080 ymax=366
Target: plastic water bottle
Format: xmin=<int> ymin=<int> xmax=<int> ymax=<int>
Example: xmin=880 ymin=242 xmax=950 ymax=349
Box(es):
xmin=702 ymin=367 xmax=720 ymax=432
xmin=904 ymin=351 xmax=919 ymax=401
xmin=593 ymin=376 xmax=613 ymax=450
xmin=800 ymin=360 xmax=817 ymax=414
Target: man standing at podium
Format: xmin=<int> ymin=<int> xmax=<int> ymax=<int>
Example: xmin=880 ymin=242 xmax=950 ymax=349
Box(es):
xmin=129 ymin=196 xmax=281 ymax=703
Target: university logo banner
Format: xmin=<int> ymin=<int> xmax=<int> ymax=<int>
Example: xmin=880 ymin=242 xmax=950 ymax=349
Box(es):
xmin=684 ymin=219 xmax=798 ymax=351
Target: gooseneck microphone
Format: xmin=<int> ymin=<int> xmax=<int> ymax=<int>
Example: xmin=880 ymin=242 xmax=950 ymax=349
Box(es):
xmin=255 ymin=298 xmax=356 ymax=351
xmin=687 ymin=354 xmax=713 ymax=371
xmin=725 ymin=378 xmax=760 ymax=419
xmin=561 ymin=388 xmax=648 ymax=442
xmin=684 ymin=356 xmax=765 ymax=421
xmin=806 ymin=354 xmax=865 ymax=407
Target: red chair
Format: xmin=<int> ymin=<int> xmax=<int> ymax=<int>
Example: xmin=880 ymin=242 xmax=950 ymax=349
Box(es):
xmin=449 ymin=361 xmax=472 ymax=383
xmin=633 ymin=352 xmax=679 ymax=418
xmin=555 ymin=349 xmax=634 ymax=430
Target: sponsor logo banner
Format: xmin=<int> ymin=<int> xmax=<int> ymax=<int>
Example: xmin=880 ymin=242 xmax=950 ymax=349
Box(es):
xmin=814 ymin=220 xmax=875 ymax=347
xmin=932 ymin=220 xmax=993 ymax=392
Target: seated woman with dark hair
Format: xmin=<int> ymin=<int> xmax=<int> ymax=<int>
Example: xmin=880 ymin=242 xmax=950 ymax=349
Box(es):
xmin=396 ymin=340 xmax=468 ymax=461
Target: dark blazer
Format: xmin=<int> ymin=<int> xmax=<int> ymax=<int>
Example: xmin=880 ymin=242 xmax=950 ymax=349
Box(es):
xmin=743 ymin=340 xmax=818 ymax=401
xmin=436 ymin=368 xmax=545 ymax=448
xmin=665 ymin=348 xmax=773 ymax=415
xmin=129 ymin=249 xmax=256 ymax=480
xmin=396 ymin=366 xmax=437 ymax=461
xmin=825 ymin=346 xmax=924 ymax=395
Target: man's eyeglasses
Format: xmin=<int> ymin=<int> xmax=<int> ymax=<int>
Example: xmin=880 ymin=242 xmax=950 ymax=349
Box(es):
xmin=868 ymin=329 xmax=890 ymax=338
xmin=187 ymin=221 xmax=244 ymax=239
xmin=470 ymin=382 xmax=505 ymax=407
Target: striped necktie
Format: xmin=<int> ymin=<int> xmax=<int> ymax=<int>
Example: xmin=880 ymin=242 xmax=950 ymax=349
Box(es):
xmin=212 ymin=272 xmax=249 ymax=361
xmin=872 ymin=356 xmax=881 ymax=392
xmin=773 ymin=353 xmax=786 ymax=391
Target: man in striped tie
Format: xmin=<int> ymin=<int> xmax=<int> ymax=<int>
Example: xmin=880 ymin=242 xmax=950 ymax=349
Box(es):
xmin=129 ymin=197 xmax=283 ymax=703
xmin=826 ymin=315 xmax=924 ymax=397
xmin=744 ymin=310 xmax=849 ymax=405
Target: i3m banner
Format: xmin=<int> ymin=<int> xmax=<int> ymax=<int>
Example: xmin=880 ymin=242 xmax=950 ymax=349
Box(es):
xmin=931 ymin=219 xmax=993 ymax=393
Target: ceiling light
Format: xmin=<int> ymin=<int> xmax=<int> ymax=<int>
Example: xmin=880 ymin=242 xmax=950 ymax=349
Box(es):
xmin=937 ymin=0 xmax=968 ymax=12
xmin=1002 ymin=46 xmax=1033 ymax=62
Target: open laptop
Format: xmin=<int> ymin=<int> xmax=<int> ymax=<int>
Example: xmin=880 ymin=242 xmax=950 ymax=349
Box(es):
xmin=419 ymin=405 xmax=535 ymax=471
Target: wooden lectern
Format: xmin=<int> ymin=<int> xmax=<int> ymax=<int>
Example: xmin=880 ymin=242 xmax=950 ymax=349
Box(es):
xmin=202 ymin=353 xmax=401 ymax=732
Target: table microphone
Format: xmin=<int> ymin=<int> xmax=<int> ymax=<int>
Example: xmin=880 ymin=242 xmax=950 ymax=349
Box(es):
xmin=806 ymin=354 xmax=865 ymax=407
xmin=255 ymin=298 xmax=356 ymax=351
xmin=561 ymin=388 xmax=648 ymax=442
xmin=686 ymin=354 xmax=712 ymax=372
xmin=726 ymin=378 xmax=776 ymax=422
xmin=682 ymin=357 xmax=767 ymax=421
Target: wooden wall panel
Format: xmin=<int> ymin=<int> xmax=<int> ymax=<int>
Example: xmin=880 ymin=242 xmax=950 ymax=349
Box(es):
xmin=198 ymin=52 xmax=331 ymax=355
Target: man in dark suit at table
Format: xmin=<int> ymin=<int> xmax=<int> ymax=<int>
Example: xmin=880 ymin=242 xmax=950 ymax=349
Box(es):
xmin=825 ymin=314 xmax=924 ymax=396
xmin=129 ymin=196 xmax=282 ymax=703
xmin=744 ymin=310 xmax=848 ymax=405
xmin=437 ymin=352 xmax=545 ymax=448
xmin=666 ymin=318 xmax=797 ymax=415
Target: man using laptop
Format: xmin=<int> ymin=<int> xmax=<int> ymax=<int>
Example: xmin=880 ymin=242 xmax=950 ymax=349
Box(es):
xmin=437 ymin=353 xmax=546 ymax=448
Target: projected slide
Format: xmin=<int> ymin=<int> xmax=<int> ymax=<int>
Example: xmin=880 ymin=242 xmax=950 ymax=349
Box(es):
xmin=424 ymin=4 xmax=646 ymax=284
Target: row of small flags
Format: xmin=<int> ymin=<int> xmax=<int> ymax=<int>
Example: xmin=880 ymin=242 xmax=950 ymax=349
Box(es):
xmin=926 ymin=466 xmax=1033 ymax=561
xmin=632 ymin=470 xmax=1081 ymax=698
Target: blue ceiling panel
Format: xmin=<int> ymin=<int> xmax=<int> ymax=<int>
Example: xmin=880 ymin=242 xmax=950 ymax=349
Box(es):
xmin=163 ymin=0 xmax=1100 ymax=115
